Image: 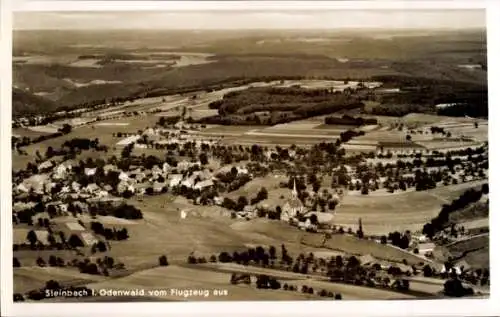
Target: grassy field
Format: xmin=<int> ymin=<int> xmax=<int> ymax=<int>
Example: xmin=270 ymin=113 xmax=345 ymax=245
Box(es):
xmin=333 ymin=181 xmax=488 ymax=236
xmin=14 ymin=266 xmax=106 ymax=294
xmin=434 ymin=234 xmax=489 ymax=269
xmin=12 ymin=114 xmax=161 ymax=170
xmin=200 ymin=262 xmax=416 ymax=299
xmin=85 ymin=264 xmax=317 ymax=301
xmin=13 ymin=127 xmax=53 ymax=138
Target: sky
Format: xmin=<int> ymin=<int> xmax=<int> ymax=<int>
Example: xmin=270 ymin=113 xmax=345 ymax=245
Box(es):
xmin=14 ymin=10 xmax=486 ymax=30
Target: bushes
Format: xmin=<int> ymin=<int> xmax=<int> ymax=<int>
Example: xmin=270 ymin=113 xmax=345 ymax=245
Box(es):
xmin=325 ymin=115 xmax=377 ymax=126
xmin=111 ymin=204 xmax=143 ymax=220
xmin=423 ymin=265 xmax=434 ymax=277
xmin=13 ymin=293 xmax=25 ymax=302
xmin=444 ymin=278 xmax=474 ymax=297
xmin=218 ymin=252 xmax=233 ymax=263
xmin=423 ymin=188 xmax=484 ymax=238
xmin=159 ymin=255 xmax=169 ymax=266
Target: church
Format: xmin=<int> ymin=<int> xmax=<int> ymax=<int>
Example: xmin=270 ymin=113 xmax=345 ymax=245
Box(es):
xmin=280 ymin=179 xmax=307 ymax=222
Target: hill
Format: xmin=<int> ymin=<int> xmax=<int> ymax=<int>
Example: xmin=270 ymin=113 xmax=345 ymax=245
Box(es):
xmin=12 ymin=88 xmax=60 ymax=116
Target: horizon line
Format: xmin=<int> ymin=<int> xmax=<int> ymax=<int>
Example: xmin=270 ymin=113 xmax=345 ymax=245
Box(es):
xmin=13 ymin=26 xmax=488 ymax=31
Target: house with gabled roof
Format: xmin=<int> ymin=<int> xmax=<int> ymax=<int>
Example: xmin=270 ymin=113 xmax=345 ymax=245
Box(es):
xmin=38 ymin=160 xmax=54 ymax=172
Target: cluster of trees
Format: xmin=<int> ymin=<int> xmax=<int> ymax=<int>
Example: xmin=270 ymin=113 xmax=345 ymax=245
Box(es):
xmin=110 ymin=203 xmax=143 ymax=220
xmin=157 ymin=115 xmax=183 ymax=127
xmin=443 ymin=278 xmax=474 ymax=297
xmin=70 ymin=256 xmax=117 ymax=276
xmin=368 ymin=104 xmax=430 ymax=117
xmin=328 ymin=257 xmax=411 ymax=292
xmin=255 ymin=274 xmax=281 ymax=290
xmin=437 ymin=103 xmax=487 ymax=118
xmin=218 ymin=171 xmax=252 ymax=193
xmin=430 ymin=126 xmax=446 ymax=135
xmin=380 ymin=231 xmax=411 ymax=250
xmin=423 ymin=187 xmax=486 ymax=238
xmin=369 ymin=75 xmax=487 ymax=118
xmin=29 ymin=255 xmax=66 ymax=268
xmin=228 ymin=272 xmax=343 ymax=299
xmin=20 ymin=229 xmax=81 ymax=251
xmin=90 ymin=221 xmax=129 ymax=241
xmin=191 ymin=244 xmax=412 ymax=295
xmin=62 ymin=138 xmax=106 ymax=152
xmin=250 ymin=187 xmax=268 ymax=205
xmin=200 ymin=85 xmax=366 ymax=126
xmin=339 ymin=130 xmax=365 ymax=143
xmin=325 ymin=115 xmax=377 ymax=126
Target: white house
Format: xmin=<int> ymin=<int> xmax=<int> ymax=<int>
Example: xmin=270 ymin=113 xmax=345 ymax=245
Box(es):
xmin=194 ymin=179 xmax=214 ymax=191
xmin=71 ymin=181 xmax=81 ymax=192
xmin=97 ymin=190 xmax=109 ymax=198
xmin=169 ymin=174 xmax=183 ymax=188
xmin=177 ymin=160 xmax=191 ymax=172
xmin=53 ymin=164 xmax=69 ymax=179
xmin=16 ymin=183 xmax=29 ymax=193
xmin=162 ymin=162 xmax=171 ymax=173
xmin=103 ymin=164 xmax=116 ymax=175
xmin=236 ymin=166 xmax=249 ymax=175
xmin=84 ymin=168 xmax=96 ymax=176
xmin=118 ymin=171 xmax=129 ymax=181
xmin=214 ymin=196 xmax=223 ymax=205
xmin=85 ymin=183 xmax=100 ymax=194
xmin=38 ymin=160 xmax=54 ymax=171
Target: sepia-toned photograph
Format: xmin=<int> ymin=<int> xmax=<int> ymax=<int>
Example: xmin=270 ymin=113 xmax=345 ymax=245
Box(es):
xmin=6 ymin=2 xmax=492 ymax=308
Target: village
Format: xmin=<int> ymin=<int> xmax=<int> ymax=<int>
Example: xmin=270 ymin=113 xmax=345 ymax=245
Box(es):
xmin=12 ymin=101 xmax=490 ymax=302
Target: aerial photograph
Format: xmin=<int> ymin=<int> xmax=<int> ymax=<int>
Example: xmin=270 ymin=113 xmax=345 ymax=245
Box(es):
xmin=11 ymin=9 xmax=489 ymax=302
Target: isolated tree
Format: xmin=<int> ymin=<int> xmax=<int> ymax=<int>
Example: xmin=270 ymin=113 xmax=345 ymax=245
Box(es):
xmin=36 ymin=257 xmax=46 ymax=267
xmin=49 ymin=255 xmax=58 ymax=267
xmin=310 ymin=214 xmax=319 ymax=225
xmin=199 ymin=153 xmax=209 ymax=165
xmin=59 ymin=124 xmax=73 ymax=134
xmin=26 ymin=230 xmax=38 ymax=246
xmin=256 ymin=187 xmax=268 ymax=201
xmin=68 ymin=234 xmax=84 ymax=248
xmin=423 ymin=265 xmax=433 ymax=277
xmin=159 ymin=255 xmax=169 ymax=266
xmin=269 ymin=246 xmax=277 ymax=260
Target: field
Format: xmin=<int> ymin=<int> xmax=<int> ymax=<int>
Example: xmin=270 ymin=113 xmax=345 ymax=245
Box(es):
xmin=434 ymin=234 xmax=489 ymax=269
xmin=14 ymin=267 xmax=106 ymax=294
xmin=333 ymin=180 xmax=488 ymax=236
xmin=85 ymin=265 xmax=319 ymax=301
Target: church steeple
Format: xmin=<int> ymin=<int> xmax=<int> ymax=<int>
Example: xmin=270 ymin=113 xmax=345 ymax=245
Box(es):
xmin=292 ymin=178 xmax=298 ymax=199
